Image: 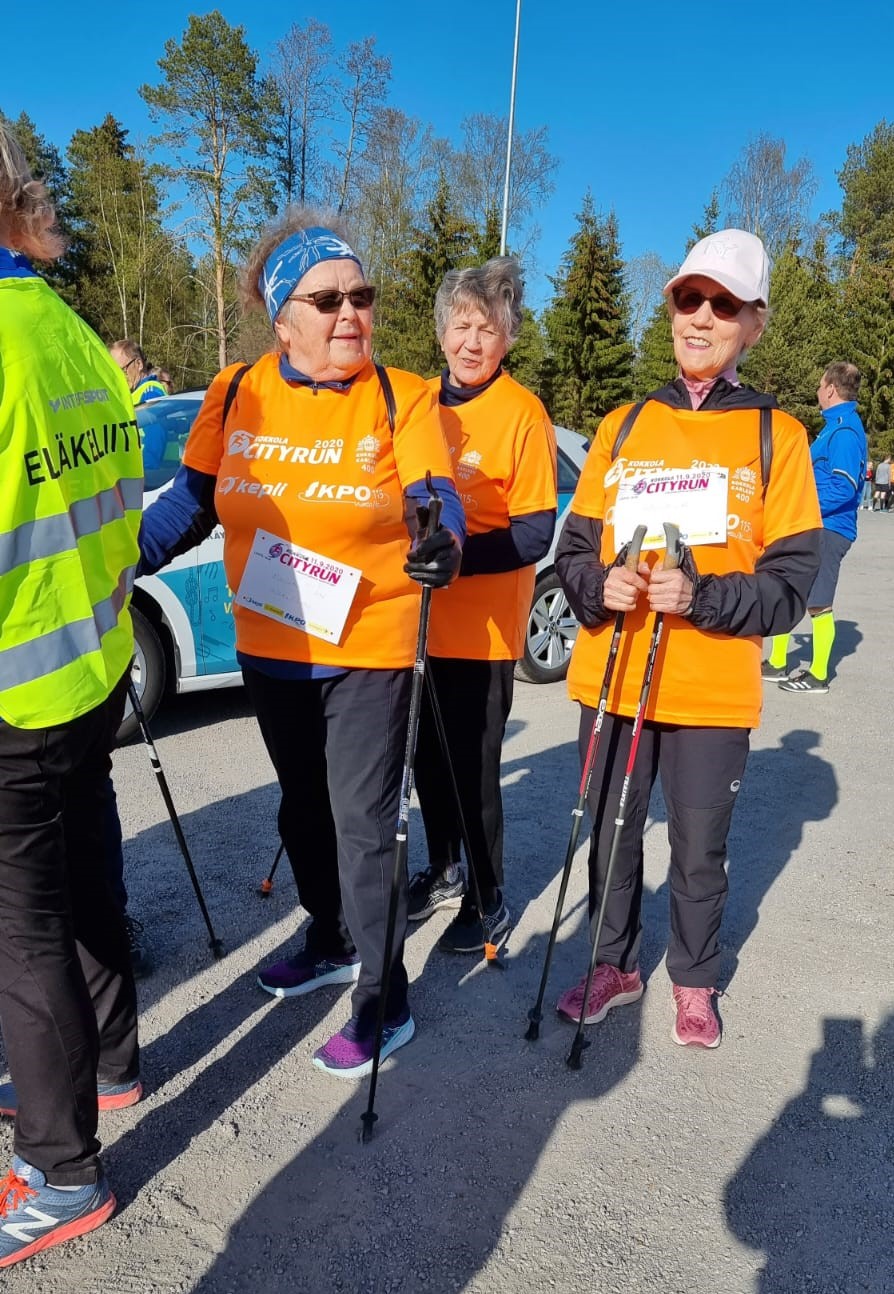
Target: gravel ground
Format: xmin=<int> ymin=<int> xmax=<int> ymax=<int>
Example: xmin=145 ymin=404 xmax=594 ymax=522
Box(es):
xmin=2 ymin=513 xmax=893 ymax=1293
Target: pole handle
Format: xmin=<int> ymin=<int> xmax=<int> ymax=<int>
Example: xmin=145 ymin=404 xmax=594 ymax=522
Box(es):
xmin=662 ymin=522 xmax=682 ymax=570
xmin=623 ymin=523 xmax=647 ymax=571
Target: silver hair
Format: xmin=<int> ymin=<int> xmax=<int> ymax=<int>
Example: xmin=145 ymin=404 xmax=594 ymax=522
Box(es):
xmin=434 ymin=257 xmax=525 ymax=349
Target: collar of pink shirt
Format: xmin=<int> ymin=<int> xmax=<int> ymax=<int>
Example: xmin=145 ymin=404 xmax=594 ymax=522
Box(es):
xmin=679 ymin=367 xmax=740 ymax=410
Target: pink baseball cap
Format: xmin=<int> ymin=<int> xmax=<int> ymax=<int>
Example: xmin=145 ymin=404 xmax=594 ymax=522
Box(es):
xmin=663 ymin=229 xmax=770 ymax=306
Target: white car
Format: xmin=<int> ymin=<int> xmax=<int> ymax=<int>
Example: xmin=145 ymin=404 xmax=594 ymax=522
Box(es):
xmin=122 ymin=395 xmax=588 ymax=738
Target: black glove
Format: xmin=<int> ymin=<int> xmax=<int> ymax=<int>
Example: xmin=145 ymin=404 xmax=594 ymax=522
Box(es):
xmin=404 ymin=527 xmax=461 ymax=588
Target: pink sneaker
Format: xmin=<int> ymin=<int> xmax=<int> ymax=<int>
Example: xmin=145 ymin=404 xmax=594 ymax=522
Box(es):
xmin=556 ymin=964 xmax=644 ymax=1025
xmin=671 ymin=985 xmax=721 ymax=1048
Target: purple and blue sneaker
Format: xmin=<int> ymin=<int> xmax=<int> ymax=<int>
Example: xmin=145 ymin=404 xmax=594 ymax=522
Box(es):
xmin=257 ymin=949 xmax=361 ymax=999
xmin=312 ymin=1008 xmax=415 ymax=1079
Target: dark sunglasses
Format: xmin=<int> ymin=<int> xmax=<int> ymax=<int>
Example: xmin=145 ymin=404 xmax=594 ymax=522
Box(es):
xmin=671 ymin=285 xmax=748 ymax=321
xmin=289 ymin=286 xmax=376 ymax=313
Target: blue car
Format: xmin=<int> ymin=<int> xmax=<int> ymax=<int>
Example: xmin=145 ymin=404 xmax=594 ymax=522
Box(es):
xmin=123 ymin=393 xmax=587 ymax=738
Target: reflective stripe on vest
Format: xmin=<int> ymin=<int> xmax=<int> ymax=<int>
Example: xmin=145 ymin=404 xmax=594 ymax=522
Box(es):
xmin=1 ymin=566 xmax=134 ymax=690
xmin=0 ymin=478 xmax=142 ymax=576
xmin=0 ymin=272 xmax=143 ymax=727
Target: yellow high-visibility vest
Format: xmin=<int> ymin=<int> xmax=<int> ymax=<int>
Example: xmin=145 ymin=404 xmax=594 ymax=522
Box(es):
xmin=0 ymin=260 xmax=143 ymax=728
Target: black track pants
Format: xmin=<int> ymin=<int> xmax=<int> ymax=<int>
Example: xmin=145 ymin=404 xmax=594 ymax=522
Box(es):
xmin=0 ymin=674 xmax=138 ymax=1185
xmin=578 ymin=709 xmax=750 ymax=987
xmin=413 ymin=657 xmax=515 ymax=898
xmin=244 ymin=666 xmax=412 ymax=1031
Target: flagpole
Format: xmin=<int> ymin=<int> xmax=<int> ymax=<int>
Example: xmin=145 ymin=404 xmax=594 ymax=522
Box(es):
xmin=499 ymin=0 xmax=522 ymax=256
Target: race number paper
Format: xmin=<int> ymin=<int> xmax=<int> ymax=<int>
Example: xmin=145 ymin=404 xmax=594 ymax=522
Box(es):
xmin=235 ymin=530 xmax=361 ymax=644
xmin=613 ymin=468 xmax=729 ymax=550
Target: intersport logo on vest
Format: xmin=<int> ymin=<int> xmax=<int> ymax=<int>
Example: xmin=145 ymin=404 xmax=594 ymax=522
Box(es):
xmin=300 ymin=481 xmax=390 ymax=508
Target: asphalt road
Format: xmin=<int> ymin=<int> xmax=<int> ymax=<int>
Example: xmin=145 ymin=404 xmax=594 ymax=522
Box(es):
xmin=2 ymin=512 xmax=892 ymax=1293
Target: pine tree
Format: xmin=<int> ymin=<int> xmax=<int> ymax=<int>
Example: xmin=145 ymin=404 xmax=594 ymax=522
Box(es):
xmin=741 ymin=240 xmax=838 ymax=431
xmin=374 ymin=176 xmax=474 ymax=375
xmin=543 ymin=196 xmax=634 ymax=434
xmin=503 ymin=308 xmax=547 ymax=398
xmin=634 ymin=302 xmax=676 ymax=396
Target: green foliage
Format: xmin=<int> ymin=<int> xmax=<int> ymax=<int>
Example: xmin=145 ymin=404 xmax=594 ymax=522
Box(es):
xmin=374 ymin=176 xmax=475 ymax=375
xmin=741 ymin=241 xmax=837 ymax=431
xmin=837 ymin=121 xmax=894 ymax=265
xmin=503 ymin=308 xmax=548 ymax=398
xmin=839 ymin=265 xmax=894 ymax=442
xmin=140 ymin=10 xmax=275 ymax=368
xmin=543 ymin=195 xmax=635 ymax=434
xmin=634 ymin=302 xmax=676 ymax=395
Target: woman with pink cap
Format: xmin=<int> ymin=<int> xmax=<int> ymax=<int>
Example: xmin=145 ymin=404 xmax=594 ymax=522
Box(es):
xmin=554 ymin=229 xmax=822 ymax=1048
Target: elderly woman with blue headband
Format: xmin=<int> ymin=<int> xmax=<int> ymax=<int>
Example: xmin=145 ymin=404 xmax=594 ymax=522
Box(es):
xmin=139 ymin=209 xmax=464 ymax=1077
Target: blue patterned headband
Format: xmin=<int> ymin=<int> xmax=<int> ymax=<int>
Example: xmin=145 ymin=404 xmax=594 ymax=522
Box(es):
xmin=259 ymin=227 xmax=363 ymax=322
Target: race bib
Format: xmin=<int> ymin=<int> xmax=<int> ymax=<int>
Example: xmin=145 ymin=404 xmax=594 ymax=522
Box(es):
xmin=613 ymin=467 xmax=728 ymax=550
xmin=235 ymin=529 xmax=361 ymax=644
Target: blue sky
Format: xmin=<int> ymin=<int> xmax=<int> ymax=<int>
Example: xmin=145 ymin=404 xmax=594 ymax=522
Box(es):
xmin=4 ymin=1 xmax=893 ymax=311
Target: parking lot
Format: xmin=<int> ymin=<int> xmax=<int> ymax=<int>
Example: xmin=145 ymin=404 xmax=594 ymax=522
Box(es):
xmin=2 ymin=514 xmax=892 ymax=1293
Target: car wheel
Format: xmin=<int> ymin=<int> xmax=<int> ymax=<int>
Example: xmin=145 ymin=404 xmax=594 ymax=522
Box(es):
xmin=515 ymin=571 xmax=578 ymax=684
xmin=116 ymin=607 xmax=167 ymax=744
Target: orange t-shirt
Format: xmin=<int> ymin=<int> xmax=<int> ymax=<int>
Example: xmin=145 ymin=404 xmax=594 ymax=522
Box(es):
xmin=183 ymin=354 xmax=454 ymax=668
xmin=426 ymin=372 xmax=557 ymax=660
xmin=566 ymin=400 xmax=822 ymax=727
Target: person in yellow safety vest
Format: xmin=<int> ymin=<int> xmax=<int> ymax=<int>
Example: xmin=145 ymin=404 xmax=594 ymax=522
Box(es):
xmin=109 ymin=337 xmax=169 ymax=406
xmin=0 ymin=121 xmax=144 ymax=1270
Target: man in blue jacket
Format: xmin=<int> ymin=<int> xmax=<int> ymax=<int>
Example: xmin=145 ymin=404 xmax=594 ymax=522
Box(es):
xmin=763 ymin=362 xmax=866 ymax=693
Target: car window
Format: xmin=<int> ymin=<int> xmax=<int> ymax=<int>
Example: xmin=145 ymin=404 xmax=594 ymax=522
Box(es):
xmin=137 ymin=399 xmax=202 ymax=491
xmin=557 ymin=448 xmax=580 ymax=493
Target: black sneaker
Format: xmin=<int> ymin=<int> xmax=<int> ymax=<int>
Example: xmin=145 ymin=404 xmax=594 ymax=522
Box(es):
xmin=438 ymin=892 xmax=511 ymax=953
xmin=124 ymin=916 xmax=151 ymax=978
xmin=760 ymin=661 xmax=788 ymax=682
xmin=407 ymin=864 xmax=466 ymax=921
xmin=778 ymin=669 xmax=829 ymax=694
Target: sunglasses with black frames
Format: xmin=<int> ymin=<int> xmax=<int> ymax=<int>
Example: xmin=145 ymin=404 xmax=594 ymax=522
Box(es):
xmin=671 ymin=285 xmax=751 ymax=321
xmin=288 ymin=286 xmax=376 ymax=314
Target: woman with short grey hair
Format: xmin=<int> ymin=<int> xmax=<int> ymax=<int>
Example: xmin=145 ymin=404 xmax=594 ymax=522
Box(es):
xmin=409 ymin=256 xmax=558 ymax=953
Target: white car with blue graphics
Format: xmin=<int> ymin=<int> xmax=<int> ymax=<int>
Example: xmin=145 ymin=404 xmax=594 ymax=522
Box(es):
xmin=122 ymin=393 xmax=587 ymax=739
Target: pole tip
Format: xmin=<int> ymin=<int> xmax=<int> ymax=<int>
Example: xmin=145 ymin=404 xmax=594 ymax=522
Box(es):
xmin=259 ymin=879 xmax=273 ymax=896
xmin=566 ymin=1037 xmax=589 ymax=1070
xmin=484 ymin=942 xmax=506 ymax=969
xmin=524 ymin=1021 xmax=540 ymax=1042
xmin=210 ymin=939 xmax=225 ymax=960
xmin=359 ymin=1112 xmax=378 ymax=1143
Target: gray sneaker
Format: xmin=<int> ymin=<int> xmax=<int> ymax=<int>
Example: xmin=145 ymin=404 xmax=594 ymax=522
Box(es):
xmin=760 ymin=661 xmax=788 ymax=682
xmin=438 ymin=892 xmax=511 ymax=953
xmin=778 ymin=669 xmax=829 ymax=693
xmin=407 ymin=864 xmax=466 ymax=921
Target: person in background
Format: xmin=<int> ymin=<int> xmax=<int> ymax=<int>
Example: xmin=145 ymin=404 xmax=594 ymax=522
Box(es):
xmin=0 ymin=121 xmax=142 ymax=1268
xmin=109 ymin=338 xmax=168 ymax=406
xmin=872 ymin=455 xmax=891 ymax=511
xmin=556 ymin=230 xmax=821 ymax=1050
xmin=138 ymin=208 xmax=464 ymax=1079
xmin=764 ymin=362 xmax=866 ymax=694
xmin=409 ymin=258 xmax=557 ymax=953
xmin=861 ymin=459 xmax=874 ymax=510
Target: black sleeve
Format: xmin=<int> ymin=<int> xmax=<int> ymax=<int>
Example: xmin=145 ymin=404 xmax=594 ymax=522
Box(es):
xmin=554 ymin=512 xmax=614 ymax=627
xmin=687 ymin=529 xmax=823 ymax=637
xmin=460 ymin=508 xmax=557 ymax=576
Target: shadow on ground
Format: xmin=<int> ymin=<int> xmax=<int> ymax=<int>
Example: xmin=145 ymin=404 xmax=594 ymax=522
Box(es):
xmin=726 ymin=1011 xmax=894 ymax=1293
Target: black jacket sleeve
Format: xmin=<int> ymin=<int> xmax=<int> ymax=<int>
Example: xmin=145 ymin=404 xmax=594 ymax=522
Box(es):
xmin=554 ymin=512 xmax=614 ymax=627
xmin=460 ymin=508 xmax=557 ymax=576
xmin=687 ymin=528 xmax=822 ymax=636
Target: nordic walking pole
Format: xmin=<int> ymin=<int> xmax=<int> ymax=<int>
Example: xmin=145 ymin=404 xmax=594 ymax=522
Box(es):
xmin=424 ymin=669 xmax=504 ymax=969
xmin=567 ymin=521 xmax=681 ymax=1070
xmin=526 ymin=523 xmax=647 ymax=1040
xmin=127 ymin=679 xmax=224 ymax=959
xmin=258 ymin=841 xmax=285 ymax=896
xmin=360 ymin=476 xmax=443 ymax=1144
